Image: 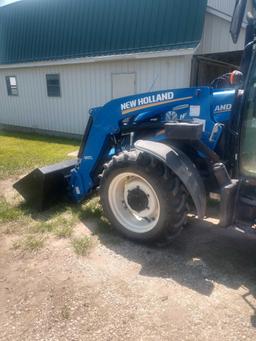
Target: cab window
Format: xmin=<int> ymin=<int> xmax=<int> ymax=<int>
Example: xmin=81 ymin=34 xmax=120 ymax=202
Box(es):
xmin=240 ymin=76 xmax=256 ymax=176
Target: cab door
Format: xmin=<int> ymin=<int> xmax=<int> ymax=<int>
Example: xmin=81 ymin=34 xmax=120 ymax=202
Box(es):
xmin=237 ymin=58 xmax=256 ymax=223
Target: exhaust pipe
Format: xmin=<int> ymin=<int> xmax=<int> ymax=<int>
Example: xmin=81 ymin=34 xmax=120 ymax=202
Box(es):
xmin=13 ymin=159 xmax=77 ymax=210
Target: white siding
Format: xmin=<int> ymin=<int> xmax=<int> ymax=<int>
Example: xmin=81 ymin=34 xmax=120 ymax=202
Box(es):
xmin=197 ymin=12 xmax=245 ymax=54
xmin=112 ymin=73 xmax=136 ymax=99
xmin=207 ymin=0 xmax=236 ymax=17
xmin=207 ymin=0 xmax=252 ymax=20
xmin=0 ymin=55 xmax=192 ymax=135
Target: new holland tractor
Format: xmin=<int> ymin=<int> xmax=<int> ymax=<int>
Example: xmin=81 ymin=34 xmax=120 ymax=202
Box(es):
xmin=14 ymin=0 xmax=256 ymax=242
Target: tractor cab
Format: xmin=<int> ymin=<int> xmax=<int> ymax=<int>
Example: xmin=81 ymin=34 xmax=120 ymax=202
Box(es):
xmin=229 ymin=0 xmax=256 ymax=224
xmin=236 ymin=54 xmax=256 ymax=223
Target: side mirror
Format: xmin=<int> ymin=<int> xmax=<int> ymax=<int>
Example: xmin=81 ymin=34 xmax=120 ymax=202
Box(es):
xmin=230 ymin=0 xmax=247 ymax=43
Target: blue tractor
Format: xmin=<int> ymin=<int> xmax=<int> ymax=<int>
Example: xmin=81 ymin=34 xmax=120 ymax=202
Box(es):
xmin=14 ymin=0 xmax=256 ymax=242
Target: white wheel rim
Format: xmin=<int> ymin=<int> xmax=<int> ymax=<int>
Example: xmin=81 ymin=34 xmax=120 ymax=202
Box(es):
xmin=108 ymin=172 xmax=160 ymax=233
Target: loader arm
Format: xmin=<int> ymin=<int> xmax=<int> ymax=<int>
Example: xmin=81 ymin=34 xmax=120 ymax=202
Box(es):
xmin=14 ymin=86 xmax=236 ymax=210
xmin=69 ymin=87 xmax=210 ymax=202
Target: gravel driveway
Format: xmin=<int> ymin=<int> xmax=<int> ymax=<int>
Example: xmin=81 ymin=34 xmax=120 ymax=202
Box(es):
xmin=1 ymin=210 xmax=256 ymax=341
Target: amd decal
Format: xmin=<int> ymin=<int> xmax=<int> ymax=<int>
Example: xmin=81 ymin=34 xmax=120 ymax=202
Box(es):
xmin=214 ymin=104 xmax=232 ymax=113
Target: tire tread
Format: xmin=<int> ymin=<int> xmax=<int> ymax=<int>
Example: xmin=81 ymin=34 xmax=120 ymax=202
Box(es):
xmin=99 ymin=150 xmax=188 ymax=242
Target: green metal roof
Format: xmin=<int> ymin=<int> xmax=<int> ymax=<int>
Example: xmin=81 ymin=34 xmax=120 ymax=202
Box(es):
xmin=0 ymin=0 xmax=207 ymax=64
xmin=0 ymin=0 xmax=21 ymax=7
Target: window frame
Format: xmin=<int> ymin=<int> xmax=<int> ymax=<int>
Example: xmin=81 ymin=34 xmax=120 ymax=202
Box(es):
xmin=5 ymin=75 xmax=18 ymax=96
xmin=46 ymin=73 xmax=61 ymax=97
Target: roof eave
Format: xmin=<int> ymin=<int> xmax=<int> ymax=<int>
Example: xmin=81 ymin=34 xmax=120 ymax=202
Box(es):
xmin=0 ymin=47 xmax=196 ymax=69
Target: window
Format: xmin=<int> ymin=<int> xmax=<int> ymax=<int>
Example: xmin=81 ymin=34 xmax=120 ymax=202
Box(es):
xmin=46 ymin=74 xmax=61 ymax=97
xmin=6 ymin=76 xmax=18 ymax=96
xmin=240 ymin=65 xmax=256 ymax=176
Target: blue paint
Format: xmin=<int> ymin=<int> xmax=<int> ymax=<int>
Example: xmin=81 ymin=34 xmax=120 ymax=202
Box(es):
xmin=69 ymin=86 xmax=236 ymax=202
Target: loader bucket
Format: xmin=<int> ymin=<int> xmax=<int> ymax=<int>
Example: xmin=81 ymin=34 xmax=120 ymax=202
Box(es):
xmin=13 ymin=159 xmax=77 ymax=210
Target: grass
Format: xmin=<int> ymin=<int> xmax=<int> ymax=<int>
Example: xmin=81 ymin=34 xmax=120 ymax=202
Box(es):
xmin=30 ymin=221 xmax=55 ymax=234
xmin=0 ymin=130 xmax=79 ymax=179
xmin=29 ymin=216 xmax=74 ymax=238
xmin=0 ymin=130 xmax=111 ymax=255
xmin=0 ymin=198 xmax=26 ymax=223
xmin=53 ymin=223 xmax=73 ymax=238
xmin=78 ymin=196 xmax=111 ymax=234
xmin=1 ymin=224 xmax=19 ymax=235
xmin=79 ymin=197 xmax=104 ymax=220
xmin=72 ymin=236 xmax=93 ymax=256
xmin=13 ymin=234 xmax=45 ymax=252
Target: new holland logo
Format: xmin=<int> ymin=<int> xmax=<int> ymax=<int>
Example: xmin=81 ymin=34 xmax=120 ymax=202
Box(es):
xmin=214 ymin=104 xmax=232 ymax=113
xmin=120 ymin=92 xmax=193 ymax=115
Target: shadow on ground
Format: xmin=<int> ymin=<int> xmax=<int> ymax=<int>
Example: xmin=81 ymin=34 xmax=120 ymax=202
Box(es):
xmin=18 ymin=198 xmax=256 ymax=328
xmin=80 ymin=209 xmax=256 ymax=327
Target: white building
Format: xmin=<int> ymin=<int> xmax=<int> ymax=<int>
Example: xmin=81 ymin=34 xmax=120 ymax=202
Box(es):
xmin=0 ymin=0 xmax=248 ymax=136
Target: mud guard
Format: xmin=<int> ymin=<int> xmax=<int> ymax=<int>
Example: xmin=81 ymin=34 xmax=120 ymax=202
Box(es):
xmin=135 ymin=140 xmax=206 ymax=219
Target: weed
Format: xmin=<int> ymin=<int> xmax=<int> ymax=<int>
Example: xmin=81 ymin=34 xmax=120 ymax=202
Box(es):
xmin=79 ymin=197 xmax=103 ymax=219
xmin=54 ymin=224 xmax=73 ymax=238
xmin=52 ymin=216 xmax=74 ymax=238
xmin=28 ymin=213 xmax=75 ymax=238
xmin=0 ymin=199 xmax=25 ymax=223
xmin=13 ymin=235 xmax=45 ymax=252
xmin=61 ymin=305 xmax=70 ymax=319
xmin=72 ymin=236 xmax=93 ymax=256
xmin=30 ymin=221 xmax=55 ymax=234
xmin=0 ymin=223 xmax=19 ymax=235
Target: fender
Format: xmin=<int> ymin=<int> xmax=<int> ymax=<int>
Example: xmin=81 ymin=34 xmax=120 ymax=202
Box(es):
xmin=134 ymin=140 xmax=206 ymax=219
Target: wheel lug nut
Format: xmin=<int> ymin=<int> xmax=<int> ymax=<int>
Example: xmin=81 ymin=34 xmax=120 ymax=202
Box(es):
xmin=122 ymin=200 xmax=127 ymax=209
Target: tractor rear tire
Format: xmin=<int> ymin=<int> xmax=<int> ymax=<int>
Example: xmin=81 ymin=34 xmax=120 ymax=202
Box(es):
xmin=99 ymin=150 xmax=188 ymax=243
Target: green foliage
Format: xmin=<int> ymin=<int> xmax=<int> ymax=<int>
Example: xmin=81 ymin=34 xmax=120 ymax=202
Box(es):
xmin=0 ymin=131 xmax=113 ymax=255
xmin=72 ymin=236 xmax=93 ymax=256
xmin=29 ymin=221 xmax=55 ymax=234
xmin=79 ymin=197 xmax=104 ymax=219
xmin=78 ymin=197 xmax=112 ymax=235
xmin=0 ymin=198 xmax=25 ymax=223
xmin=13 ymin=235 xmax=45 ymax=252
xmin=53 ymin=223 xmax=73 ymax=238
xmin=0 ymin=130 xmax=79 ymax=179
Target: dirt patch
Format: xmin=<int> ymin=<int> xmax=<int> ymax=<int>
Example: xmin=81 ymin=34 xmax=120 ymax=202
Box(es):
xmin=0 ymin=177 xmax=21 ymax=204
xmin=1 ymin=179 xmax=256 ymax=340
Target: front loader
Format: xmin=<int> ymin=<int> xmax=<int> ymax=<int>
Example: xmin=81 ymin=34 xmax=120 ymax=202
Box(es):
xmin=14 ymin=0 xmax=256 ymax=242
